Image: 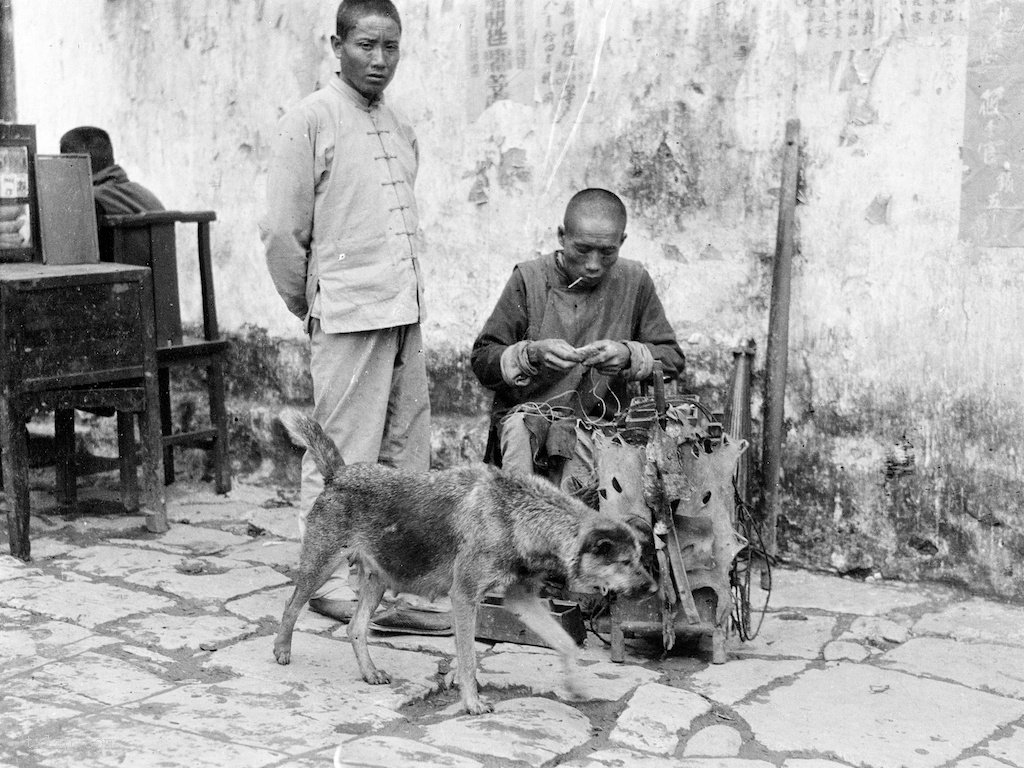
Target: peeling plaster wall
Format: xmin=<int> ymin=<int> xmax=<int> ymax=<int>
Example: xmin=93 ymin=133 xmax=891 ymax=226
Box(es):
xmin=12 ymin=0 xmax=1024 ymax=597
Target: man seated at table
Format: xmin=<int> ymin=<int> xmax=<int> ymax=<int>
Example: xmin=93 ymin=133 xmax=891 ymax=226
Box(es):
xmin=471 ymin=188 xmax=685 ymax=494
xmin=59 ymin=126 xmax=165 ymax=219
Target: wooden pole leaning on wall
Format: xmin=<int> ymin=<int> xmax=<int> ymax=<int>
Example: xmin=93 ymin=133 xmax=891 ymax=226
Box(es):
xmin=0 ymin=0 xmax=15 ymax=122
xmin=760 ymin=118 xmax=800 ymax=560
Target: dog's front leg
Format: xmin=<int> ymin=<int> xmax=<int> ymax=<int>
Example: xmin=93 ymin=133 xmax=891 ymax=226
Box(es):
xmin=450 ymin=589 xmax=493 ymax=715
xmin=348 ymin=567 xmax=389 ymax=685
xmin=503 ymin=582 xmax=582 ymax=696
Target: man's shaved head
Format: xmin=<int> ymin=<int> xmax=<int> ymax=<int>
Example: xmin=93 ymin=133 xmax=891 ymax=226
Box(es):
xmin=563 ymin=188 xmax=627 ymax=234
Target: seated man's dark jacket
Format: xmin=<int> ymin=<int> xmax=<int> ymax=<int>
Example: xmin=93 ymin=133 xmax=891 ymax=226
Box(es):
xmin=92 ymin=164 xmax=165 ymax=264
xmin=471 ymin=252 xmax=685 ymax=461
xmin=93 ymin=164 xmax=165 ymax=216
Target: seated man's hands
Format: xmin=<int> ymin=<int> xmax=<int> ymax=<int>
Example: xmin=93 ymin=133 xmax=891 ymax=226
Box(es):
xmin=576 ymin=339 xmax=631 ymax=376
xmin=527 ymin=339 xmax=585 ymax=371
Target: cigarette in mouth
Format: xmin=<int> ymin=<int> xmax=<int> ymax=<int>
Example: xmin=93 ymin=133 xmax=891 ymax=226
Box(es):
xmin=568 ymin=277 xmax=583 ymax=288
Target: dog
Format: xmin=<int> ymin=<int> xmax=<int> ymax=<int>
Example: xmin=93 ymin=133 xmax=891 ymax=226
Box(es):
xmin=273 ymin=411 xmax=657 ymax=715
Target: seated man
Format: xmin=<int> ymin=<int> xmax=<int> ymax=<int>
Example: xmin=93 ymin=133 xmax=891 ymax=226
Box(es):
xmin=471 ymin=188 xmax=685 ymax=493
xmin=59 ymin=126 xmax=164 ymax=220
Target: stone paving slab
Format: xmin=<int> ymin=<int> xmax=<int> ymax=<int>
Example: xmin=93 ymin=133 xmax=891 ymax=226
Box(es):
xmin=246 ymin=507 xmax=301 ymax=540
xmin=209 ymin=633 xmax=440 ymax=717
xmin=682 ymin=724 xmax=744 ymax=757
xmin=0 ymin=619 xmax=115 ymax=679
xmin=688 ymin=658 xmax=808 ymax=705
xmin=1 ymin=571 xmax=175 ymax=627
xmin=366 ymin=630 xmax=490 ymax=656
xmin=730 ymin=612 xmax=836 ymax=659
xmin=11 ymin=712 xmax=289 ymax=768
xmin=423 ymin=697 xmax=592 ymax=764
xmin=914 ymin=599 xmax=1024 ymax=647
xmin=478 ymin=646 xmax=661 ymax=701
xmin=609 ymin=682 xmax=712 ymax=754
xmin=0 ymin=695 xmax=83 ymax=742
xmin=768 ymin=568 xmax=931 ymax=615
xmin=113 ymin=611 xmax=258 ymax=653
xmin=0 ymin=555 xmax=45 ymax=581
xmin=223 ymin=538 xmax=301 ymax=568
xmin=845 ymin=615 xmax=911 ymax=644
xmin=883 ymin=637 xmax=1024 ymax=699
xmin=123 ymin=562 xmax=291 ymax=602
xmin=124 ymin=677 xmax=359 ymax=755
xmin=20 ymin=536 xmax=77 ymax=559
xmin=62 ymin=513 xmax=150 ymax=534
xmin=780 ymin=761 xmax=854 ymax=768
xmin=11 ymin=650 xmax=179 ymax=708
xmin=334 ymin=736 xmax=483 ymax=767
xmin=563 ymin=749 xmax=776 ymax=767
xmin=822 ymin=639 xmax=870 ymax=662
xmin=736 ymin=664 xmax=1024 ymax=768
xmin=109 ymin=526 xmax=255 ymax=556
xmin=61 ymin=544 xmax=191 ymax=578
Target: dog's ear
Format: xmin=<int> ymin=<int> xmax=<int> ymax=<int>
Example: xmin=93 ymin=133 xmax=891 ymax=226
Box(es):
xmin=581 ymin=526 xmax=628 ymax=559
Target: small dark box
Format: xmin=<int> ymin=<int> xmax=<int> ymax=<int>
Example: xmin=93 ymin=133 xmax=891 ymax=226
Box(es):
xmin=475 ymin=595 xmax=586 ymax=647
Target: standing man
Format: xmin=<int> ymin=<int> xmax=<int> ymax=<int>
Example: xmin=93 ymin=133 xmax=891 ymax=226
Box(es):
xmin=262 ymin=0 xmax=437 ymax=629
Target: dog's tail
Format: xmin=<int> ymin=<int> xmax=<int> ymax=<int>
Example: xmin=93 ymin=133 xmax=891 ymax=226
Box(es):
xmin=279 ymin=409 xmax=345 ymax=485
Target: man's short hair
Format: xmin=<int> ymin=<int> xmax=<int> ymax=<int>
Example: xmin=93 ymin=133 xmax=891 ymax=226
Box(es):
xmin=564 ymin=188 xmax=628 ymax=229
xmin=336 ymin=0 xmax=402 ymax=40
xmin=59 ymin=126 xmax=115 ymax=174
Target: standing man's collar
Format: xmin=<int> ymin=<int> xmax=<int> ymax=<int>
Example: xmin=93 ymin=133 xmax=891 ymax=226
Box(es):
xmin=331 ymin=74 xmax=383 ymax=111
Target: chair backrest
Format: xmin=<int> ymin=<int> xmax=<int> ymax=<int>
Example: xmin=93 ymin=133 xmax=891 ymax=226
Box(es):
xmin=99 ymin=211 xmax=219 ymax=348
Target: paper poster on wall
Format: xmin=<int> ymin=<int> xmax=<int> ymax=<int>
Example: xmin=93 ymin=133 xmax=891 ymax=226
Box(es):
xmin=466 ymin=0 xmax=534 ymax=120
xmin=538 ymin=0 xmax=581 ymax=120
xmin=899 ymin=0 xmax=967 ymax=37
xmin=797 ymin=0 xmax=878 ymax=55
xmin=465 ymin=0 xmax=581 ymax=122
xmin=960 ymin=0 xmax=1024 ymax=246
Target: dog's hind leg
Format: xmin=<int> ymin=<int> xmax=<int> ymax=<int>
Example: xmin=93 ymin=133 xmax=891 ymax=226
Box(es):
xmin=274 ymin=549 xmax=349 ymax=665
xmin=503 ymin=582 xmax=582 ymax=695
xmin=348 ymin=565 xmax=389 ymax=685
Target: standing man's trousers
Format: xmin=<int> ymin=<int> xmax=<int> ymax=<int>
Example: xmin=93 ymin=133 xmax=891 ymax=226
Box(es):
xmin=301 ymin=319 xmax=431 ymax=599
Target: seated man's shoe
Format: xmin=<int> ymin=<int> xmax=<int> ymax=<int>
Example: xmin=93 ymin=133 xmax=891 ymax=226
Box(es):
xmin=369 ymin=606 xmax=453 ymax=636
xmin=308 ymin=596 xmax=357 ymax=623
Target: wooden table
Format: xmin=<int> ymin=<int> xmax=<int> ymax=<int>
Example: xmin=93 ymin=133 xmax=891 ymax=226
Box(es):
xmin=0 ymin=262 xmax=167 ymax=560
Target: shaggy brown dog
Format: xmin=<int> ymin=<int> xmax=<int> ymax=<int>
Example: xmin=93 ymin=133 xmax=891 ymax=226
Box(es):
xmin=273 ymin=412 xmax=656 ymax=714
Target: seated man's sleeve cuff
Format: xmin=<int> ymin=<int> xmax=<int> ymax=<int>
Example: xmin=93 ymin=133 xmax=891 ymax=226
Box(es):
xmin=622 ymin=341 xmax=655 ymax=381
xmin=501 ymin=341 xmax=538 ymax=387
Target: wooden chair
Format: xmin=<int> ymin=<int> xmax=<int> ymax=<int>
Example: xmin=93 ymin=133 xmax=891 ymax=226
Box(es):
xmin=99 ymin=211 xmax=231 ymax=494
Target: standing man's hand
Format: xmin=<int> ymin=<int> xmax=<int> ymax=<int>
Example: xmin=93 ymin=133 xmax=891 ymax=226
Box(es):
xmin=576 ymin=339 xmax=631 ymax=375
xmin=527 ymin=339 xmax=585 ymax=371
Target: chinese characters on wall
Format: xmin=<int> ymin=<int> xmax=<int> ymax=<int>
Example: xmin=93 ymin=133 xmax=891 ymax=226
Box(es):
xmin=899 ymin=0 xmax=966 ymax=37
xmin=465 ymin=0 xmax=580 ymax=122
xmin=798 ymin=0 xmax=877 ymax=56
xmin=960 ymin=1 xmax=1024 ymax=246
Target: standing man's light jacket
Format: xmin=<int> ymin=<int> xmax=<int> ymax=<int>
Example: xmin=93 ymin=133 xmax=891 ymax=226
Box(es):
xmin=261 ymin=75 xmax=423 ymax=333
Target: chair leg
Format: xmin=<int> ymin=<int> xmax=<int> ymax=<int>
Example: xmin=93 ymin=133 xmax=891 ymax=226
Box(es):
xmin=140 ymin=376 xmax=168 ymax=534
xmin=54 ymin=408 xmax=76 ymax=506
xmin=158 ymin=367 xmax=175 ymax=486
xmin=1 ymin=395 xmax=31 ymax=560
xmin=207 ymin=360 xmax=231 ymax=494
xmin=117 ymin=411 xmax=140 ymax=512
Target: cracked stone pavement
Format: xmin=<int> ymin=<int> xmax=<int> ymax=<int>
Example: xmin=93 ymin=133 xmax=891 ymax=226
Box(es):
xmin=4 ymin=479 xmax=1024 ymax=767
